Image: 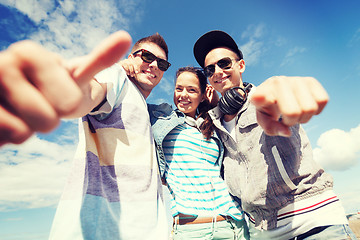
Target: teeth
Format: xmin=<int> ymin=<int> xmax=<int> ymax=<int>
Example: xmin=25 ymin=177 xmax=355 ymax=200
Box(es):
xmin=215 ymin=76 xmax=228 ymax=83
xmin=145 ymin=71 xmax=155 ymax=78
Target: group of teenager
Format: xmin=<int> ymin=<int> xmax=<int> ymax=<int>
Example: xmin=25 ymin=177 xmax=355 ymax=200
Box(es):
xmin=0 ymin=29 xmax=356 ymax=240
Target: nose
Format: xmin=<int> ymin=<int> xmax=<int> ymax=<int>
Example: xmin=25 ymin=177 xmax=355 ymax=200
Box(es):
xmin=148 ymin=59 xmax=158 ymax=69
xmin=213 ymin=64 xmax=223 ymax=76
xmin=179 ymin=89 xmax=189 ymax=98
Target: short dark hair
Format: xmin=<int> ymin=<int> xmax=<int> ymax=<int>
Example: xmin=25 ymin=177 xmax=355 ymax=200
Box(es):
xmin=132 ymin=33 xmax=169 ymax=59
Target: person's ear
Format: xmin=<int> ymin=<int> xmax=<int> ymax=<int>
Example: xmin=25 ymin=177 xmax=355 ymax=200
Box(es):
xmin=239 ymin=59 xmax=246 ymax=73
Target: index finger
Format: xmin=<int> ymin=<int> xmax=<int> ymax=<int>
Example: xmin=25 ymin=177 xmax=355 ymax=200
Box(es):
xmin=71 ymin=31 xmax=132 ymax=84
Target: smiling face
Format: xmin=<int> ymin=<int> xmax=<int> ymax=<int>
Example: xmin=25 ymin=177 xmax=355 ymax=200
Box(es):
xmin=174 ymin=71 xmax=204 ymax=118
xmin=130 ymin=42 xmax=167 ymax=97
xmin=204 ymin=47 xmax=245 ymax=95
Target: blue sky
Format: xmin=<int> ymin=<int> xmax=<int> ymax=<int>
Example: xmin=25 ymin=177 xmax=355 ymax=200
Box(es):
xmin=0 ymin=0 xmax=359 ymax=239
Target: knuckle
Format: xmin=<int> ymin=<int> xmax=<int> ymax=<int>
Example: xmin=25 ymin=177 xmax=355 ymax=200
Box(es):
xmin=55 ymin=89 xmax=83 ymax=116
xmin=0 ymin=125 xmax=33 ymax=145
xmin=24 ymin=111 xmax=60 ymax=133
xmin=305 ymin=76 xmax=317 ymax=82
xmin=302 ymin=107 xmax=317 ymax=116
xmin=10 ymin=131 xmax=33 ymax=144
xmin=263 ymin=127 xmax=278 ymax=136
xmin=268 ymin=76 xmax=284 ymax=87
xmin=36 ymin=117 xmax=60 ymax=133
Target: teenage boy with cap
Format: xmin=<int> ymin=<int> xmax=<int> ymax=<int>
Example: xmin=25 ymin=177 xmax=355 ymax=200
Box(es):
xmin=193 ymin=30 xmax=356 ymax=239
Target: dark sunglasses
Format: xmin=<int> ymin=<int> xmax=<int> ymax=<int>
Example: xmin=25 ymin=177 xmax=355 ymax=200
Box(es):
xmin=203 ymin=57 xmax=239 ymax=78
xmin=132 ymin=49 xmax=171 ymax=71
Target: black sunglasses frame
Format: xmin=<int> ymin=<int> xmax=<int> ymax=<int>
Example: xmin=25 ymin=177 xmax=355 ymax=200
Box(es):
xmin=203 ymin=57 xmax=239 ymax=78
xmin=132 ymin=49 xmax=171 ymax=71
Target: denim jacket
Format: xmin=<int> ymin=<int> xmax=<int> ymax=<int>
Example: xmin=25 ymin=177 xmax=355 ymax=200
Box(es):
xmin=147 ymin=103 xmax=225 ymax=178
xmin=208 ymin=87 xmax=333 ymax=230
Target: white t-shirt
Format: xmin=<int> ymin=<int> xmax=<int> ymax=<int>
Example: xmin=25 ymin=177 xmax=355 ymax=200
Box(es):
xmin=222 ymin=117 xmax=236 ymax=140
xmin=49 ymin=64 xmax=168 ymax=240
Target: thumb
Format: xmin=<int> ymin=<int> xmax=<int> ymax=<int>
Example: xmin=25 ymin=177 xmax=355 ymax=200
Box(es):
xmin=70 ymin=30 xmax=132 ymax=84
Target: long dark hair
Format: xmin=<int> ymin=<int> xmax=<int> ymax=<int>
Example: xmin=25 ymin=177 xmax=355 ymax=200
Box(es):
xmin=175 ymin=67 xmax=215 ymax=140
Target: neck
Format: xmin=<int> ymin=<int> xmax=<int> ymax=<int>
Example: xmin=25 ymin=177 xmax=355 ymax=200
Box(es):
xmin=129 ymin=76 xmax=151 ymax=99
xmin=185 ymin=112 xmax=196 ymax=119
xmin=223 ymin=113 xmax=236 ymax=122
xmin=141 ymin=90 xmax=150 ymax=99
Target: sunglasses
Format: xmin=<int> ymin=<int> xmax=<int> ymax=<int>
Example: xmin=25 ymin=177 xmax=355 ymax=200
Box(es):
xmin=132 ymin=49 xmax=171 ymax=71
xmin=203 ymin=57 xmax=239 ymax=78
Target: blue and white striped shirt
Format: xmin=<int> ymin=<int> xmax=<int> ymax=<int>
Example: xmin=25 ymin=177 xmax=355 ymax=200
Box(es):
xmin=163 ymin=118 xmax=244 ymax=220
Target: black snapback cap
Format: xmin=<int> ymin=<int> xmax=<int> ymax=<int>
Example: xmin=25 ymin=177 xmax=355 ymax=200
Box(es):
xmin=193 ymin=30 xmax=243 ymax=68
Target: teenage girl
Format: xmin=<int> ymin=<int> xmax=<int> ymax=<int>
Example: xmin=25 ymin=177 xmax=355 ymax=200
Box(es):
xmin=148 ymin=67 xmax=249 ymax=240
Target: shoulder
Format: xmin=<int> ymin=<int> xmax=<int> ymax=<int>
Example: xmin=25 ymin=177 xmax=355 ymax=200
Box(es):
xmin=208 ymin=105 xmax=223 ymax=120
xmin=94 ymin=64 xmax=127 ymax=84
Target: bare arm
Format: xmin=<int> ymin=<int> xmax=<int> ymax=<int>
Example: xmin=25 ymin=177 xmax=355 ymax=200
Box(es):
xmin=0 ymin=31 xmax=132 ymax=146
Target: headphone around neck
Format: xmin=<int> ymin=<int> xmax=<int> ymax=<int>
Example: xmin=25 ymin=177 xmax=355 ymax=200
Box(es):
xmin=218 ymin=83 xmax=252 ymax=115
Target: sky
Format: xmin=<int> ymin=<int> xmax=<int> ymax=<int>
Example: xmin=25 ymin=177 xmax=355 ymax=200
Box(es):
xmin=0 ymin=0 xmax=359 ymax=239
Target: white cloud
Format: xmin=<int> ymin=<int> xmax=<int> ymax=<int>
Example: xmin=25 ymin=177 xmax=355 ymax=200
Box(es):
xmin=0 ymin=232 xmax=48 ymax=240
xmin=337 ymin=188 xmax=360 ymax=214
xmin=0 ymin=0 xmax=55 ymax=23
xmin=31 ymin=0 xmax=130 ymax=58
xmin=240 ymin=39 xmax=264 ymax=66
xmin=274 ymin=36 xmax=287 ymax=47
xmin=239 ymin=23 xmax=266 ymax=66
xmin=313 ymin=124 xmax=360 ymax=171
xmin=147 ymin=76 xmax=174 ymax=105
xmin=280 ymin=46 xmax=307 ymax=67
xmin=348 ymin=28 xmax=360 ymax=47
xmin=241 ymin=23 xmax=266 ymax=40
xmin=1 ymin=218 xmax=23 ymax=222
xmin=0 ymin=134 xmax=77 ymax=211
xmin=285 ymin=47 xmax=307 ymax=58
xmin=158 ymin=76 xmax=173 ymax=94
xmin=1 ymin=0 xmax=141 ymax=58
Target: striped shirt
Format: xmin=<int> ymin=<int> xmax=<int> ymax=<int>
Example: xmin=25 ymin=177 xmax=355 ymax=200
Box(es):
xmin=49 ymin=64 xmax=168 ymax=240
xmin=163 ymin=118 xmax=244 ymax=220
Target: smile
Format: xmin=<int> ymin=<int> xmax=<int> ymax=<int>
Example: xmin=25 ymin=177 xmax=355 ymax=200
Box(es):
xmin=214 ymin=75 xmax=229 ymax=83
xmin=143 ymin=70 xmax=156 ymax=78
xmin=178 ymin=100 xmax=191 ymax=105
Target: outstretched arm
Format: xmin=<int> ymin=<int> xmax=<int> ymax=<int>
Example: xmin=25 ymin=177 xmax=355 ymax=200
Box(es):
xmin=0 ymin=30 xmax=132 ymax=146
xmin=250 ymin=76 xmax=329 ymax=137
